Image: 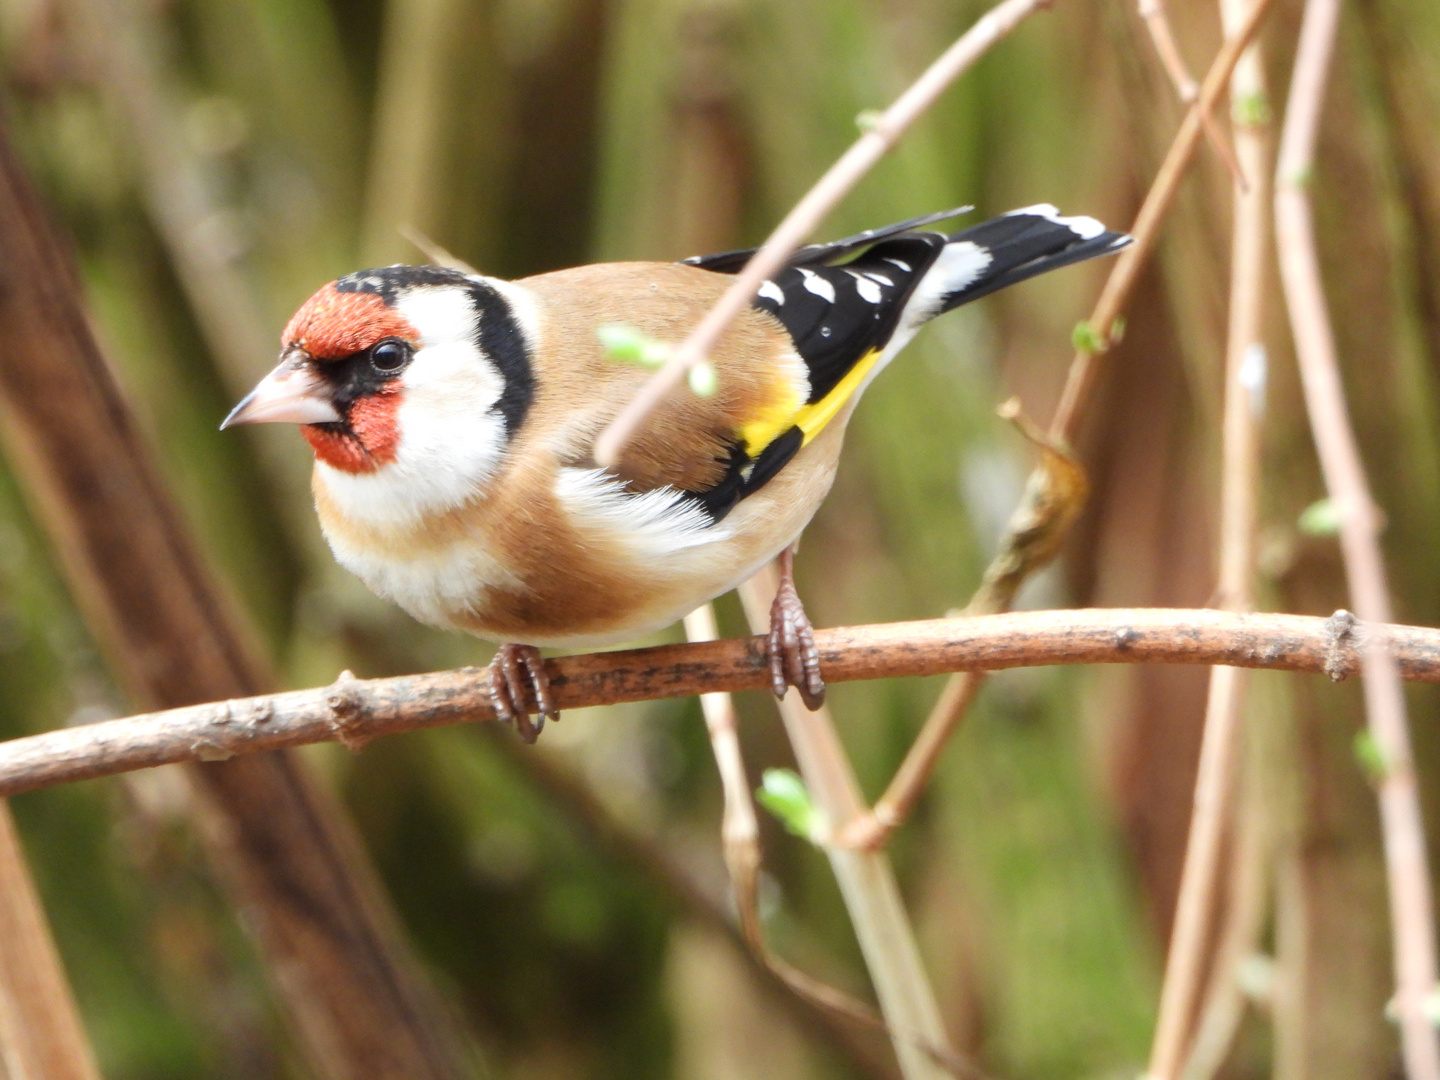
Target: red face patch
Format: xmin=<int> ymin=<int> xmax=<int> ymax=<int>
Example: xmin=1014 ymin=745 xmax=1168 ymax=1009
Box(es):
xmin=282 ymin=284 xmax=417 ymax=360
xmin=302 ymin=389 xmax=403 ymax=474
xmin=284 ymin=281 xmax=416 ymax=474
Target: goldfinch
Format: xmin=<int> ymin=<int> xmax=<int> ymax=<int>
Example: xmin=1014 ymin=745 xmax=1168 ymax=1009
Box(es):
xmin=224 ymin=206 xmax=1128 ymax=741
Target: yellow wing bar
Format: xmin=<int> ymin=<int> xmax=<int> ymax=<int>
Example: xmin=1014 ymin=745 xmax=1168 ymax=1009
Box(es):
xmin=737 ymin=346 xmax=882 ymax=459
xmin=791 ymin=347 xmax=882 ymax=445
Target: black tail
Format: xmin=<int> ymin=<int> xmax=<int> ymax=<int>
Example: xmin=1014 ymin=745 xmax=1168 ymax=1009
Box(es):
xmin=937 ymin=205 xmax=1130 ymax=313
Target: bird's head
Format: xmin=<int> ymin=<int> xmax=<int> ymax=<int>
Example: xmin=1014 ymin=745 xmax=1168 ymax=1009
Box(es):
xmin=224 ymin=265 xmax=535 ymax=521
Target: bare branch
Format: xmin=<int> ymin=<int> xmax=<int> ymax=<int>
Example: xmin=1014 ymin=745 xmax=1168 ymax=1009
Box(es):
xmin=483 ymin=707 xmax=901 ymax=1080
xmin=1274 ymin=0 xmax=1440 ymax=1072
xmin=682 ymin=604 xmax=923 ymax=1073
xmin=1050 ymin=0 xmax=1279 ymax=439
xmin=1 ymin=608 xmax=1437 ymax=801
xmin=1138 ymin=0 xmax=1199 ymax=102
xmin=592 ymin=0 xmax=1054 ymax=469
xmin=0 ymin=101 xmax=476 ymax=1079
xmin=1136 ymin=0 xmax=1247 ymax=188
xmin=0 ymin=804 xmax=101 ymax=1080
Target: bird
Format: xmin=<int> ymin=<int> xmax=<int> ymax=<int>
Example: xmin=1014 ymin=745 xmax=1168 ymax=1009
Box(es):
xmin=223 ymin=205 xmax=1129 ymax=742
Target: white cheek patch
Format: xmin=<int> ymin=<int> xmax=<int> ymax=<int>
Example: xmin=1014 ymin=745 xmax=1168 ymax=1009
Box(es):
xmin=316 ymin=284 xmax=512 ymax=529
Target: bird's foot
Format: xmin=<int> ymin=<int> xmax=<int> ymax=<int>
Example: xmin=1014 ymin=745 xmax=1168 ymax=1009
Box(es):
xmin=768 ymin=547 xmax=826 ymax=711
xmin=488 ymin=644 xmax=558 ymax=743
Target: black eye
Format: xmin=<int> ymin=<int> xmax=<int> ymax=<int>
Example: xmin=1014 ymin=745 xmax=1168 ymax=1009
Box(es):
xmin=369 ymin=340 xmax=411 ymax=374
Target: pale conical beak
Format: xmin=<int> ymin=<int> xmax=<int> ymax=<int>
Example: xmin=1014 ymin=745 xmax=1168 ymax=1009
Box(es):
xmin=221 ymin=351 xmax=342 ymax=429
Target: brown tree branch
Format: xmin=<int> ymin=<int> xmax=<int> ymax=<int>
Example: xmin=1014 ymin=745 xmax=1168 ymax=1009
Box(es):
xmin=0 ymin=112 xmax=475 ymax=1078
xmin=0 ymin=608 xmax=1434 ymax=801
xmin=1138 ymin=0 xmax=1200 ymax=103
xmin=0 ymin=803 xmax=101 ymax=1080
xmin=1274 ymin=0 xmax=1440 ymax=1072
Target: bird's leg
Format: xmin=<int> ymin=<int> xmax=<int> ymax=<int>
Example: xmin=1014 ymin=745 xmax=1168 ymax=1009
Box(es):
xmin=767 ymin=544 xmax=826 ymax=711
xmin=488 ymin=643 xmax=558 ymax=744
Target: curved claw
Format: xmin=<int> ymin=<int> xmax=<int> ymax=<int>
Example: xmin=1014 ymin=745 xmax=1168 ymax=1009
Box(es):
xmin=767 ymin=548 xmax=826 ymax=711
xmin=488 ymin=644 xmax=559 ymax=744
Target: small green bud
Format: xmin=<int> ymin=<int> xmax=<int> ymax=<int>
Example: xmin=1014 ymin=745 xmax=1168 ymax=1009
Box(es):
xmin=1233 ymin=91 xmax=1272 ymax=128
xmin=1072 ymin=320 xmax=1105 ymax=354
xmin=855 ymin=108 xmax=883 ymax=133
xmin=598 ymin=324 xmax=645 ymax=361
xmin=1354 ymin=729 xmax=1388 ymax=783
xmin=688 ymin=359 xmax=718 ymax=397
xmin=757 ymin=768 xmax=826 ymax=841
xmin=1298 ymin=497 xmax=1342 ymax=537
xmin=598 ymin=324 xmax=670 ymax=368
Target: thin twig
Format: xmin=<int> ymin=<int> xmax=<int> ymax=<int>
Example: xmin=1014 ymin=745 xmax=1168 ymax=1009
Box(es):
xmin=1146 ymin=3 xmax=1271 ymax=1074
xmin=0 ymin=608 xmax=1437 ymax=800
xmin=1138 ymin=0 xmax=1199 ymax=102
xmin=1180 ymin=804 xmax=1271 ymax=1080
xmin=1273 ymin=0 xmax=1440 ymax=1073
xmin=738 ymin=570 xmax=959 ymax=1080
xmin=1051 ymin=0 xmax=1278 ymax=440
xmin=1136 ymin=0 xmax=1247 ymax=188
xmin=684 ymin=606 xmax=764 ymax=949
xmin=681 ymin=606 xmax=920 ymax=1067
xmin=591 ymin=0 xmax=1054 ymax=469
xmin=840 ymin=402 xmax=1088 ymax=848
xmin=838 ymin=0 xmax=1281 ymax=851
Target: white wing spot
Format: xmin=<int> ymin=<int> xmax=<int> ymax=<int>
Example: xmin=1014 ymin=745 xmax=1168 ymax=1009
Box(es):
xmin=799 ymin=268 xmax=836 ymax=303
xmin=1006 ymin=203 xmax=1106 ymax=240
xmin=758 ymin=279 xmax=785 ymax=306
xmin=883 ymin=257 xmax=911 ymax=272
xmin=861 ymin=271 xmax=894 ymax=287
xmin=849 ymin=271 xmax=882 ymax=304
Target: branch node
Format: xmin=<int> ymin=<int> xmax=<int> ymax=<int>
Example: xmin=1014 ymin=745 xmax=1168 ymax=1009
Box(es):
xmin=1323 ymin=609 xmax=1359 ymax=681
xmin=326 ymin=670 xmax=371 ymax=752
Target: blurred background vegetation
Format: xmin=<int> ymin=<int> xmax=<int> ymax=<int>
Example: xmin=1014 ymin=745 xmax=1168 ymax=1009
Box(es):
xmin=0 ymin=0 xmax=1438 ymax=1076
